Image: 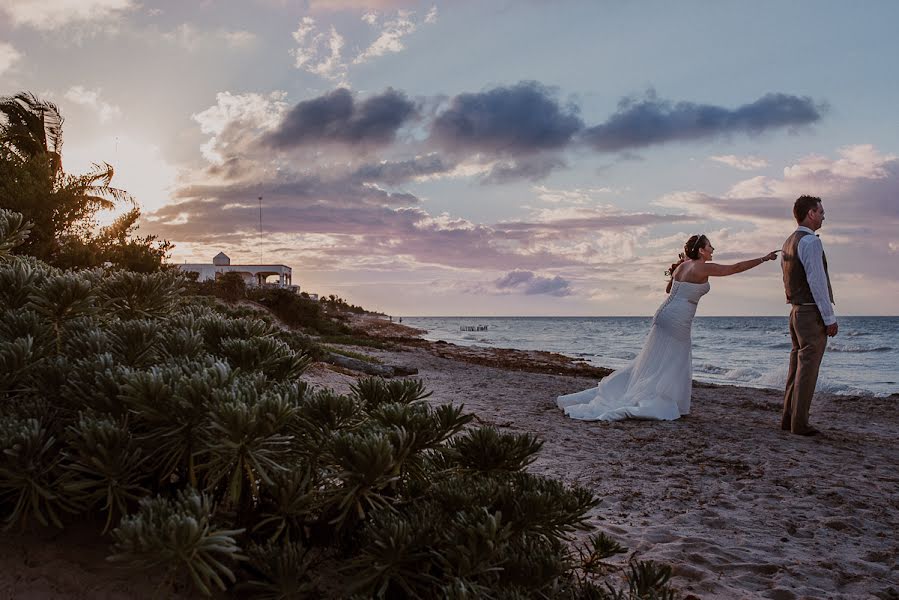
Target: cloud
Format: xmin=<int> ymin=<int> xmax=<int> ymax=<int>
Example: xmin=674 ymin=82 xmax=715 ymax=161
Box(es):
xmin=709 ymin=154 xmax=769 ymax=170
xmin=163 ymin=87 xmax=702 ymax=275
xmin=352 ymin=154 xmax=452 ymax=185
xmin=0 ymin=43 xmax=22 ymax=76
xmin=480 ymin=156 xmax=567 ymax=184
xmin=290 ymin=17 xmax=348 ymax=84
xmin=64 ymin=86 xmax=121 ymax=122
xmin=150 ymin=165 xmax=691 ymax=274
xmin=782 ymin=144 xmax=897 ymax=181
xmin=1 ymin=0 xmax=135 ymax=30
xmin=532 ymin=185 xmax=617 ymax=205
xmin=724 ymin=145 xmax=898 ymax=201
xmin=654 ymin=145 xmax=899 ymax=280
xmin=353 ymin=10 xmax=419 ymax=64
xmin=308 ymin=0 xmax=418 ymax=11
xmin=495 ymin=270 xmax=572 ymax=296
xmin=162 ymin=24 xmax=257 ymax=51
xmin=264 ymin=88 xmax=417 ymax=149
xmin=292 ymin=8 xmax=436 ymax=84
xmin=430 ymin=81 xmax=583 ymax=156
xmin=581 ymin=91 xmax=824 ymax=152
xmin=191 ymin=91 xmax=289 ymax=164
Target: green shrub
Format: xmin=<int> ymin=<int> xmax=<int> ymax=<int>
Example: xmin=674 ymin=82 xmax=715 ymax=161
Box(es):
xmin=0 ymin=417 xmax=70 ymax=529
xmin=108 ymin=488 xmax=245 ymax=595
xmin=0 ymin=210 xmax=677 ymax=598
xmin=249 ymin=286 xmax=350 ymax=335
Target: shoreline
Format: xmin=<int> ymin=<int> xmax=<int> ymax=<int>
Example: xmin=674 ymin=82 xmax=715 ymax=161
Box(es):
xmin=363 ymin=314 xmax=898 ymax=399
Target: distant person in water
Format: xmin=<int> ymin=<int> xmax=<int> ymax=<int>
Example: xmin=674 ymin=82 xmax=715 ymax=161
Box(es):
xmin=557 ymin=236 xmax=777 ymax=421
xmin=780 ymin=195 xmax=838 ymax=437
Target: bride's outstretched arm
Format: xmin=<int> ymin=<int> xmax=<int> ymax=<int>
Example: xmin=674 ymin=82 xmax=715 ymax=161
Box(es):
xmin=701 ymin=251 xmax=778 ymax=277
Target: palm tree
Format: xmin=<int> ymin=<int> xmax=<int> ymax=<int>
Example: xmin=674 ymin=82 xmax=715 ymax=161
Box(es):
xmin=0 ymin=92 xmax=133 ymax=262
xmin=0 ymin=92 xmax=64 ymax=173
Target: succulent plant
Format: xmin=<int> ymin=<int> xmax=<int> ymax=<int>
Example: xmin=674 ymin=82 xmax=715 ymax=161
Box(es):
xmin=62 ymin=412 xmax=150 ymax=531
xmin=109 ymin=488 xmax=245 ymax=596
xmin=0 ymin=417 xmax=70 ymax=529
xmin=0 ymin=210 xmax=677 ymax=598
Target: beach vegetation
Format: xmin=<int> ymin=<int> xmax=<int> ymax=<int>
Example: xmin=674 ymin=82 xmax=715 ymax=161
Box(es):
xmin=0 ymin=208 xmax=678 ymax=598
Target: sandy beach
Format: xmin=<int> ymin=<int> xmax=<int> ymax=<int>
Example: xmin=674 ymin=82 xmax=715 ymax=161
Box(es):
xmin=2 ymin=317 xmax=896 ymax=599
xmin=306 ymin=317 xmax=899 ymax=599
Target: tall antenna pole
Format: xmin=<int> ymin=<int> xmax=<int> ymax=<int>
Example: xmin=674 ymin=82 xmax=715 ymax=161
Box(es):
xmin=258 ymin=196 xmax=263 ymax=233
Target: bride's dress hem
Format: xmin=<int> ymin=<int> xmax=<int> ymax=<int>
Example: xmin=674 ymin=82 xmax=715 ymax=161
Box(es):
xmin=557 ymin=280 xmax=709 ymax=422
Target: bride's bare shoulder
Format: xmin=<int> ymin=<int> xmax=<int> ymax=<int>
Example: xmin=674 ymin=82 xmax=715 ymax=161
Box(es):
xmin=673 ymin=261 xmax=709 ymax=284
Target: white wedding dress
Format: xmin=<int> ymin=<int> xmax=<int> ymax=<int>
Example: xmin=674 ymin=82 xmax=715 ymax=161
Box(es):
xmin=557 ymin=280 xmax=710 ymax=421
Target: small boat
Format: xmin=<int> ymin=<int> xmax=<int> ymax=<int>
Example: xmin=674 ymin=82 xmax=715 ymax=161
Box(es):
xmin=460 ymin=325 xmax=488 ymax=332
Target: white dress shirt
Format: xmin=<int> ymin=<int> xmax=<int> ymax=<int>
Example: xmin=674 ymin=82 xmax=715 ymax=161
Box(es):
xmin=794 ymin=226 xmax=836 ymax=326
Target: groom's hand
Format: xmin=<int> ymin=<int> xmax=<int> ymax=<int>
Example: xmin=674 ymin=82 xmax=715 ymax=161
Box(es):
xmin=826 ymin=322 xmax=839 ymax=337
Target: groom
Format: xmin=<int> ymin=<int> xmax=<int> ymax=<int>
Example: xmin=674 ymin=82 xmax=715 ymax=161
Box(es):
xmin=781 ymin=195 xmax=838 ymax=436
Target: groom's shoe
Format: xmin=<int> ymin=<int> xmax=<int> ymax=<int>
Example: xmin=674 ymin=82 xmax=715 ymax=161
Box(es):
xmin=794 ymin=427 xmax=820 ymax=437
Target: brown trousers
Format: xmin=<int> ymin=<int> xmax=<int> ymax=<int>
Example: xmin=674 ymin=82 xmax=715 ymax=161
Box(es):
xmin=782 ymin=305 xmax=827 ymax=433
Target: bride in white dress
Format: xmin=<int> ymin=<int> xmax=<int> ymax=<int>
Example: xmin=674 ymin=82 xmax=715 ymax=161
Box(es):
xmin=558 ymin=235 xmax=778 ymax=421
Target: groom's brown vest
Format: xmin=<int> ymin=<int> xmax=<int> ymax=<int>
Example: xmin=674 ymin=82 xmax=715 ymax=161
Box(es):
xmin=782 ymin=230 xmax=834 ymax=305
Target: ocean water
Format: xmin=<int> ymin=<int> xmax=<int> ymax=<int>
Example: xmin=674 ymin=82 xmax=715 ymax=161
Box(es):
xmin=401 ymin=316 xmax=899 ymax=398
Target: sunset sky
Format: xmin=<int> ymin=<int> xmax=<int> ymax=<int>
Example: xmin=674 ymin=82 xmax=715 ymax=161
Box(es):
xmin=3 ymin=0 xmax=898 ymax=316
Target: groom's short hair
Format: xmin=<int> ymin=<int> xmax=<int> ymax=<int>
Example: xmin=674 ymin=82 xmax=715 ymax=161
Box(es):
xmin=793 ymin=195 xmax=822 ymax=223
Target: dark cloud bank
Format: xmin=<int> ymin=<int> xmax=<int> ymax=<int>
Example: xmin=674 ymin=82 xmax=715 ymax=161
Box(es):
xmin=265 ymin=83 xmax=823 ymax=158
xmin=581 ymin=92 xmax=825 ymax=152
xmin=264 ymin=87 xmax=417 ymax=148
xmin=256 ymin=83 xmax=824 ymax=186
xmin=429 ymin=81 xmax=583 ymax=155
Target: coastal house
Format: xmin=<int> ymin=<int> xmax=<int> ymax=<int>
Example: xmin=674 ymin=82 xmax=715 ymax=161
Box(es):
xmin=177 ymin=252 xmax=299 ymax=292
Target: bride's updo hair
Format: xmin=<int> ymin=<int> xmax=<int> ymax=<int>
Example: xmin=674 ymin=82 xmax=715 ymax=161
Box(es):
xmin=664 ymin=234 xmax=707 ymax=293
xmin=684 ymin=234 xmax=707 ymax=260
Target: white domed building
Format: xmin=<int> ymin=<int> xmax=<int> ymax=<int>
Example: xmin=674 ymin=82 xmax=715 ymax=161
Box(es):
xmin=177 ymin=252 xmax=298 ymax=292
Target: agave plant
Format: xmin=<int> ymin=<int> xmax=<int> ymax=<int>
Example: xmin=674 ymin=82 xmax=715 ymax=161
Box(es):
xmin=293 ymin=388 xmax=361 ymax=456
xmin=198 ymin=314 xmax=276 ymax=355
xmin=98 ymin=270 xmax=185 ymax=320
xmin=323 ymin=430 xmax=411 ymax=530
xmin=493 ymin=534 xmax=571 ymax=593
xmin=576 ymin=532 xmax=628 ymax=578
xmin=625 ymin=561 xmax=677 ymax=600
xmin=28 ymin=271 xmax=97 ymax=351
xmin=494 ymin=472 xmax=598 ymax=541
xmin=0 ymin=336 xmax=36 ymax=395
xmin=61 ymin=412 xmax=150 ymax=532
xmin=0 ymin=417 xmax=70 ymax=529
xmin=0 ymin=259 xmax=45 ymax=310
xmin=448 ymin=426 xmax=544 ymax=473
xmin=195 ymin=392 xmax=296 ymax=507
xmin=107 ymin=318 xmax=161 ymax=368
xmin=433 ymin=508 xmax=512 ymax=584
xmin=217 ymin=336 xmax=311 ymax=381
xmin=351 ymin=377 xmax=432 ymax=409
xmin=0 ymin=208 xmax=32 ymax=259
xmin=241 ymin=540 xmax=321 ymax=599
xmin=157 ymin=327 xmax=206 ymax=361
xmin=347 ymin=508 xmax=442 ymax=598
xmin=254 ymin=466 xmax=317 ymax=543
xmin=55 ymin=353 xmax=130 ymax=416
xmin=119 ymin=361 xmax=233 ymax=485
xmin=109 ymin=488 xmax=245 ymax=596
